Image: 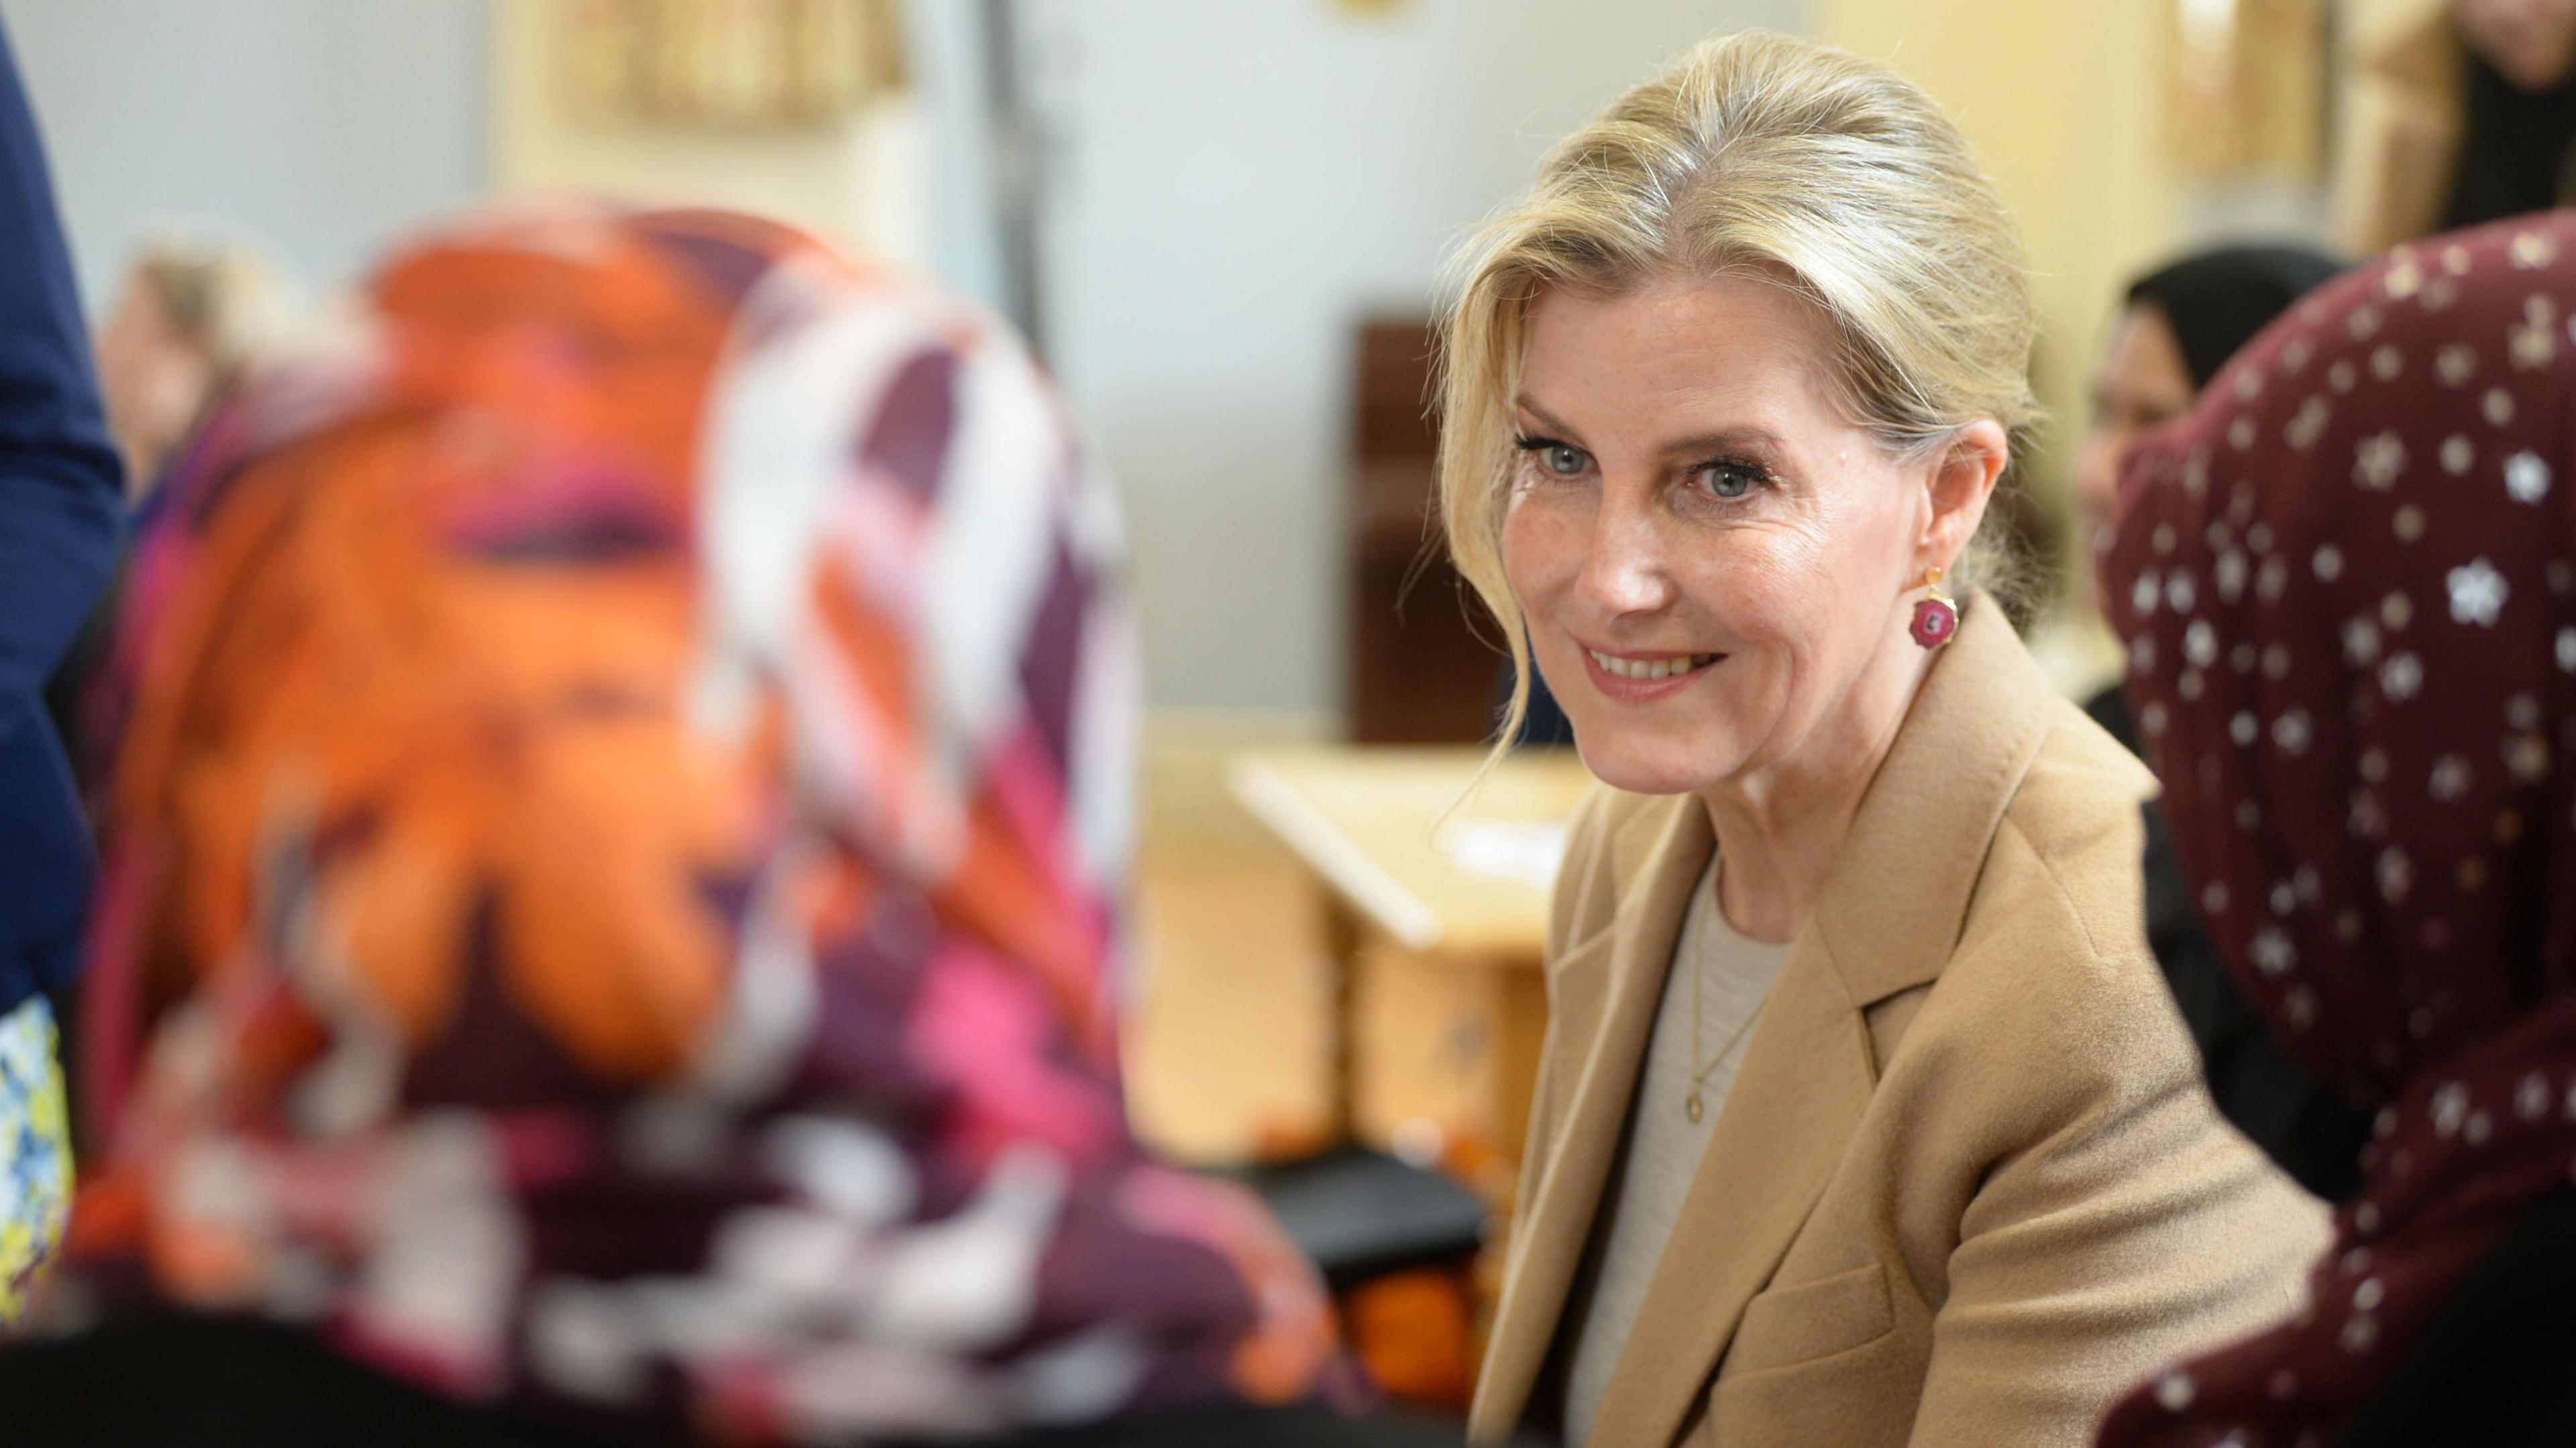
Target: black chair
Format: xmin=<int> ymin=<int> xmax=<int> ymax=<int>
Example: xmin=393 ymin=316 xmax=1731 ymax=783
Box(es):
xmin=1229 ymin=1145 xmax=1489 ymax=1292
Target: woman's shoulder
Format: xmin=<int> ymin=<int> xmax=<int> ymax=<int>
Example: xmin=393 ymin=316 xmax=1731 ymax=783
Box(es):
xmin=1898 ymin=703 xmax=2192 ymax=1097
xmin=1546 ymin=783 xmax=1694 ymax=956
xmin=1987 ymin=693 xmax=2165 ymax=956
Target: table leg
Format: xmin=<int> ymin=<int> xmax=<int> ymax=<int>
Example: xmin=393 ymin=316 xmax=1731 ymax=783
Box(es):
xmin=1320 ymin=895 xmax=1364 ymax=1144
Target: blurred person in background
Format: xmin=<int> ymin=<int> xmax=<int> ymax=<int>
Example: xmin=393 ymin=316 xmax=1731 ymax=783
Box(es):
xmin=92 ymin=228 xmax=288 ymax=501
xmin=2097 ymin=211 xmax=2576 ymax=1448
xmin=2073 ymin=243 xmax=2373 ymax=1199
xmin=3 ymin=205 xmax=1488 ymax=1448
xmin=0 ymin=11 xmax=125 ymax=1321
xmin=2074 ymin=246 xmax=2349 ymax=529
xmin=2336 ymin=0 xmax=2576 ymax=254
xmin=45 ymin=229 xmax=289 ymax=801
xmin=1442 ymin=32 xmax=2325 ymax=1448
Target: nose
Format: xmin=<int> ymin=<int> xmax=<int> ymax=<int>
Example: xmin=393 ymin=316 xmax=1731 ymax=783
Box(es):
xmin=1574 ymin=490 xmax=1675 ymax=620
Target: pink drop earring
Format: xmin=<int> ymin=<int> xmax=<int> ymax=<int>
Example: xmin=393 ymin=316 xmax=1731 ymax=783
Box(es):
xmin=1910 ymin=564 xmax=1958 ymax=649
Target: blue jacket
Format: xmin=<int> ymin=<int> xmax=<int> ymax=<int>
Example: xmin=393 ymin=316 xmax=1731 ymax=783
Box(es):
xmin=0 ymin=16 xmax=124 ymax=1015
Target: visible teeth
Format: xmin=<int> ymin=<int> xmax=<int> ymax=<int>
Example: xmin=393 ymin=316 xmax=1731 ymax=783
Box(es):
xmin=1588 ymin=650 xmax=1715 ymax=681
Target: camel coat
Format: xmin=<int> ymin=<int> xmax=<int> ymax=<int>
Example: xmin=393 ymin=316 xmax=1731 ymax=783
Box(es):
xmin=1470 ymin=599 xmax=2330 ymax=1447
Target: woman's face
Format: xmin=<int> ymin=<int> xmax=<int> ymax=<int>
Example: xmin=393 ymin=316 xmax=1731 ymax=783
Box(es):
xmin=2074 ymin=302 xmax=2197 ymax=528
xmin=1500 ymin=273 xmax=1993 ymax=798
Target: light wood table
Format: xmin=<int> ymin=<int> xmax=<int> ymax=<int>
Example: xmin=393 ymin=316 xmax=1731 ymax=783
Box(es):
xmin=1226 ymin=746 xmax=1595 ymax=1170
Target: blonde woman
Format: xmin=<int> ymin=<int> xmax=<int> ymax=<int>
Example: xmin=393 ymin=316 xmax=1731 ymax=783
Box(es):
xmin=1443 ymin=34 xmax=2328 ymax=1447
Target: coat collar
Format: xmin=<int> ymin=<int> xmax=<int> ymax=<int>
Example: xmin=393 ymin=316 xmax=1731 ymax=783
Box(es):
xmin=1805 ymin=592 xmax=2063 ymax=1011
xmin=1471 ymin=595 xmax=2064 ymax=1443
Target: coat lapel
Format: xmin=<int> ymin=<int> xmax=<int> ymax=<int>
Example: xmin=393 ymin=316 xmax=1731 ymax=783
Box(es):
xmin=1471 ymin=793 xmax=1712 ymax=1434
xmin=1580 ymin=921 xmax=1874 ymax=1446
xmin=1578 ymin=596 xmax=2062 ymax=1447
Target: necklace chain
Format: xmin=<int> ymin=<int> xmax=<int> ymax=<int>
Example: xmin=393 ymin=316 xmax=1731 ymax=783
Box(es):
xmin=1686 ymin=878 xmax=1770 ymax=1121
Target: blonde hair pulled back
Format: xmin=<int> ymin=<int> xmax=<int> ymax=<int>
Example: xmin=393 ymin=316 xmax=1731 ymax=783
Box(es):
xmin=1438 ymin=30 xmax=2039 ymax=744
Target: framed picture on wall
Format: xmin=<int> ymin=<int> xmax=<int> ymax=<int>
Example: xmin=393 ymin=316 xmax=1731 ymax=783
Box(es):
xmin=558 ymin=0 xmax=906 ymax=128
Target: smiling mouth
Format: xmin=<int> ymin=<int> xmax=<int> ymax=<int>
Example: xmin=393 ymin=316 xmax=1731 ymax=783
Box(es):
xmin=1585 ymin=649 xmax=1721 ymax=681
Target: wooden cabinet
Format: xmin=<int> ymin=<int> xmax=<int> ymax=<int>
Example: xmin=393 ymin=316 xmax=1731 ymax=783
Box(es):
xmin=1346 ymin=318 xmax=1503 ymax=744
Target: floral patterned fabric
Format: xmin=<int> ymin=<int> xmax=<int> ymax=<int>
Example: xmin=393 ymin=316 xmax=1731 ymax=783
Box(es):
xmin=0 ymin=995 xmax=69 ymax=1321
xmin=60 ymin=206 xmax=1333 ymax=1441
xmin=2096 ymin=213 xmax=2576 ymax=1447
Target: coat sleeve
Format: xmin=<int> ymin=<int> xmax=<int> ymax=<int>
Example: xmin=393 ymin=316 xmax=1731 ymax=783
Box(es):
xmin=1903 ymin=938 xmax=2330 ymax=1447
xmin=0 ymin=12 xmax=123 ymax=701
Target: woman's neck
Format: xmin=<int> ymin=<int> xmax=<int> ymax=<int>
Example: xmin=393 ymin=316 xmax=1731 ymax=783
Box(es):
xmin=1697 ymin=636 xmax=1933 ymax=944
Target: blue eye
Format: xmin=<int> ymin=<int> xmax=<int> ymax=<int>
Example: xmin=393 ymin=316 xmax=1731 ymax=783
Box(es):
xmin=1695 ymin=461 xmax=1766 ymax=500
xmin=1515 ymin=435 xmax=1593 ymax=479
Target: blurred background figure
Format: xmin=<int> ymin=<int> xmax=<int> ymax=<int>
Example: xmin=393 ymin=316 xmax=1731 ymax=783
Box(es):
xmin=6 ymin=202 xmax=1503 ymax=1447
xmin=91 ymin=228 xmax=289 ymax=500
xmin=2337 ymin=0 xmax=2576 ymax=253
xmin=2074 ymin=245 xmax=2346 ymax=527
xmin=2072 ymin=243 xmax=2373 ymax=1199
xmin=0 ymin=7 xmax=123 ymax=1322
xmin=44 ymin=228 xmax=290 ymax=805
xmin=2098 ymin=211 xmax=2576 ymax=1448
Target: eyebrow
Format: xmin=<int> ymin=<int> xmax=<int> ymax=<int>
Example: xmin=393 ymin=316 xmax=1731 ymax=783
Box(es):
xmin=1513 ymin=393 xmax=1790 ymax=461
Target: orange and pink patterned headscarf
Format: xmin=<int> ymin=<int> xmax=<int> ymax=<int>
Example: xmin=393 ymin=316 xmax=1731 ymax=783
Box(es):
xmin=65 ymin=206 xmax=1332 ymax=1441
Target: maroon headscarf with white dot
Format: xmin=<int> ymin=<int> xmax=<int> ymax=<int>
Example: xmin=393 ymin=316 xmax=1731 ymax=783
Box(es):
xmin=2097 ymin=213 xmax=2576 ymax=1448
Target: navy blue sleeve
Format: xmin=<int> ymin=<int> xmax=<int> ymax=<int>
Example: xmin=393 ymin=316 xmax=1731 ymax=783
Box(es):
xmin=0 ymin=12 xmax=122 ymax=1011
xmin=0 ymin=12 xmax=122 ymax=697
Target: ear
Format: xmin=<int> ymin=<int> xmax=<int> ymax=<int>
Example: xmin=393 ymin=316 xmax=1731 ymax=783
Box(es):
xmin=1918 ymin=419 xmax=2008 ymax=575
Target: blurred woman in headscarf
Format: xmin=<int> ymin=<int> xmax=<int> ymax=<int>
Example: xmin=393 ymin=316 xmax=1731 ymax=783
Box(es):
xmin=2098 ymin=212 xmax=2576 ymax=1445
xmin=2072 ymin=243 xmax=2369 ymax=1196
xmin=3 ymin=205 xmax=1382 ymax=1447
xmin=2076 ymin=245 xmax=2351 ymax=526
